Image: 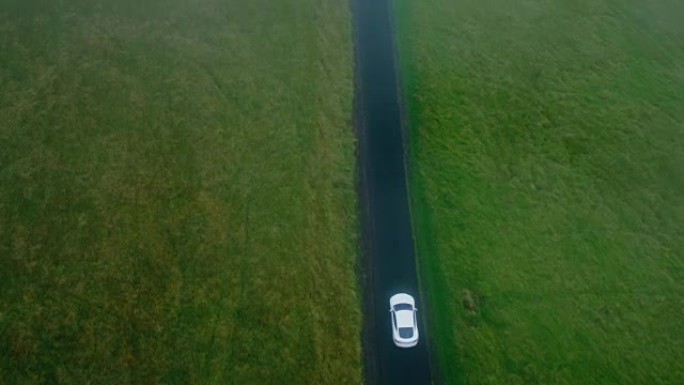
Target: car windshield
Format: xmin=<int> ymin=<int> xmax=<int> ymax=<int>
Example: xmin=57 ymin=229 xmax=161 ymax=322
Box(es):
xmin=398 ymin=327 xmax=414 ymax=339
xmin=393 ymin=303 xmax=413 ymax=311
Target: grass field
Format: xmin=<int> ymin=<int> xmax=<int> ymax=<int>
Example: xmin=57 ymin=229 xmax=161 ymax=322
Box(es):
xmin=396 ymin=0 xmax=684 ymax=383
xmin=0 ymin=1 xmax=361 ymax=383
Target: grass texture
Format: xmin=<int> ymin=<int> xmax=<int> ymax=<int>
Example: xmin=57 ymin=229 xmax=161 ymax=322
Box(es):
xmin=0 ymin=0 xmax=361 ymax=383
xmin=395 ymin=0 xmax=684 ymax=383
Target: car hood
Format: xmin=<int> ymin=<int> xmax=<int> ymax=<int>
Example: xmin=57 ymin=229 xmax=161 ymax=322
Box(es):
xmin=390 ymin=293 xmax=415 ymax=307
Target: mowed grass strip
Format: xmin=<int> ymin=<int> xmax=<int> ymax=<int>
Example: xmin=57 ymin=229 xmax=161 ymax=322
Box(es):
xmin=0 ymin=0 xmax=361 ymax=383
xmin=396 ymin=0 xmax=684 ymax=383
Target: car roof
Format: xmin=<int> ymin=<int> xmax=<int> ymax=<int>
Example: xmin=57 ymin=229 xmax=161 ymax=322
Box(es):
xmin=390 ymin=293 xmax=415 ymax=307
xmin=395 ymin=309 xmax=415 ymax=328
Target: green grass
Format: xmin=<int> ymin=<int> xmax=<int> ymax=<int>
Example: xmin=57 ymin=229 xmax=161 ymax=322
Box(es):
xmin=396 ymin=0 xmax=684 ymax=383
xmin=0 ymin=1 xmax=361 ymax=383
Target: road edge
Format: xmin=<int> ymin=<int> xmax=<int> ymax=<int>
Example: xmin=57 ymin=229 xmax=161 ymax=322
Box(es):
xmin=387 ymin=0 xmax=441 ymax=384
xmin=350 ymin=0 xmax=379 ymax=382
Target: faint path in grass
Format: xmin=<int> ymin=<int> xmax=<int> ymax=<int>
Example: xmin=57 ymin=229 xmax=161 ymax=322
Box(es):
xmin=351 ymin=0 xmax=433 ymax=383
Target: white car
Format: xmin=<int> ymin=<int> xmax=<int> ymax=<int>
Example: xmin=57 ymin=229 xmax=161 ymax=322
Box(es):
xmin=389 ymin=293 xmax=419 ymax=348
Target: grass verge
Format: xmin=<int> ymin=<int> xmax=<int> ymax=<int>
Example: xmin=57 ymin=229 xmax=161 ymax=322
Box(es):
xmin=0 ymin=0 xmax=361 ymax=383
xmin=396 ymin=0 xmax=684 ymax=383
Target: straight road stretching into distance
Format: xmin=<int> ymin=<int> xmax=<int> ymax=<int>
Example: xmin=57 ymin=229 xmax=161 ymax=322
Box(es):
xmin=352 ymin=0 xmax=432 ymax=383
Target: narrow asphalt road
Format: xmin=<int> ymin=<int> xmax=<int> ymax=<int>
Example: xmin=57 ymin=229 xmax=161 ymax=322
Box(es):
xmin=352 ymin=0 xmax=432 ymax=384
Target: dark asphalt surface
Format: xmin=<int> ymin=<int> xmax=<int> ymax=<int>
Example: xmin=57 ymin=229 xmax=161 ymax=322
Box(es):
xmin=352 ymin=0 xmax=432 ymax=384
